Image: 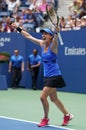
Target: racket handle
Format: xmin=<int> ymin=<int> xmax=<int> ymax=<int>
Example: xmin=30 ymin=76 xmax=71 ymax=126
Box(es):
xmin=58 ymin=32 xmax=64 ymax=45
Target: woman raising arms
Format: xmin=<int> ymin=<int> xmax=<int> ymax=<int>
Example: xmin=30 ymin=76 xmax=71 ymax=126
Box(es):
xmin=12 ymin=23 xmax=73 ymax=127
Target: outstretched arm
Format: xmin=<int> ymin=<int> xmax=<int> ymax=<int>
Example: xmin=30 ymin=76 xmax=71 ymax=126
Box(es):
xmin=51 ymin=34 xmax=58 ymax=54
xmin=11 ymin=23 xmax=43 ymax=46
xmin=50 ymin=27 xmax=59 ymax=54
xmin=21 ymin=29 xmax=43 ymax=46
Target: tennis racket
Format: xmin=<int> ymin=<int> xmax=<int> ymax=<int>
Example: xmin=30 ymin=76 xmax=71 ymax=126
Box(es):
xmin=46 ymin=2 xmax=64 ymax=45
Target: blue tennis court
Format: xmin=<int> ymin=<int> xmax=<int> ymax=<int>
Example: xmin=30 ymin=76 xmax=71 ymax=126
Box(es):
xmin=0 ymin=116 xmax=75 ymax=130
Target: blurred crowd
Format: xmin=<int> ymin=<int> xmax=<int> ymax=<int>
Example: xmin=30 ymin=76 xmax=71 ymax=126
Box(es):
xmin=59 ymin=0 xmax=86 ymax=31
xmin=0 ymin=0 xmax=86 ymax=32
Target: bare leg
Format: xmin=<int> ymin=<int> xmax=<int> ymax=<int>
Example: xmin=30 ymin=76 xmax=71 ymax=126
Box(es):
xmin=40 ymin=87 xmax=55 ymax=118
xmin=39 ymin=87 xmax=73 ymax=127
xmin=49 ymin=88 xmax=68 ymax=115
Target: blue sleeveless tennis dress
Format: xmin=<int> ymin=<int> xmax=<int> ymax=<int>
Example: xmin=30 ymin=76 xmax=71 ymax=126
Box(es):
xmin=42 ymin=45 xmax=66 ymax=88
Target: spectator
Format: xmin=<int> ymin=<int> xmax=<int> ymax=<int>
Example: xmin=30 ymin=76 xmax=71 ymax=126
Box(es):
xmin=37 ymin=0 xmax=48 ymax=21
xmin=18 ymin=9 xmax=28 ymax=22
xmin=27 ymin=49 xmax=41 ymax=90
xmin=22 ymin=8 xmax=36 ymax=32
xmin=5 ymin=0 xmax=21 ymax=16
xmin=3 ymin=16 xmax=14 ymax=32
xmin=73 ymin=18 xmax=82 ymax=30
xmin=0 ymin=21 xmax=5 ymax=32
xmin=77 ymin=0 xmax=83 ymax=5
xmin=65 ymin=15 xmax=76 ymax=30
xmin=34 ymin=6 xmax=45 ymax=27
xmin=59 ymin=16 xmax=67 ymax=31
xmin=8 ymin=49 xmax=24 ymax=89
xmin=80 ymin=15 xmax=86 ymax=28
xmin=30 ymin=0 xmax=43 ymax=7
xmin=79 ymin=0 xmax=86 ymax=18
xmin=0 ymin=0 xmax=7 ymax=12
xmin=68 ymin=0 xmax=80 ymax=18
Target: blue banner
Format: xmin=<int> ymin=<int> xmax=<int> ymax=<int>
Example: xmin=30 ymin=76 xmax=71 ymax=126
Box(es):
xmin=0 ymin=29 xmax=86 ymax=93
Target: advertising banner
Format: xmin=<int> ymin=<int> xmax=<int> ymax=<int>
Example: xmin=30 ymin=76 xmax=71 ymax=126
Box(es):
xmin=0 ymin=30 xmax=86 ymax=93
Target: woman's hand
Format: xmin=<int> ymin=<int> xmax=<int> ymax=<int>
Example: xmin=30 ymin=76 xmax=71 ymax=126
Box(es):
xmin=11 ymin=23 xmax=22 ymax=32
xmin=55 ymin=25 xmax=60 ymax=32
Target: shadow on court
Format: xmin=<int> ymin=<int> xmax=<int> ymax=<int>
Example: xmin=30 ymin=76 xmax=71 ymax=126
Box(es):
xmin=0 ymin=117 xmax=72 ymax=130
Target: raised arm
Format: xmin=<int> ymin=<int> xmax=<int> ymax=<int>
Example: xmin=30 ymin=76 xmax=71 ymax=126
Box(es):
xmin=50 ymin=33 xmax=58 ymax=54
xmin=11 ymin=23 xmax=43 ymax=46
xmin=21 ymin=29 xmax=43 ymax=46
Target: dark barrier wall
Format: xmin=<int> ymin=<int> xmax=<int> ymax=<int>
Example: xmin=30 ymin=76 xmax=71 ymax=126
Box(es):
xmin=0 ymin=29 xmax=86 ymax=93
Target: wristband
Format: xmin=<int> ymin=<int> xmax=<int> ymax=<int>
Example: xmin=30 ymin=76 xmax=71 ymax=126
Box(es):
xmin=16 ymin=27 xmax=22 ymax=33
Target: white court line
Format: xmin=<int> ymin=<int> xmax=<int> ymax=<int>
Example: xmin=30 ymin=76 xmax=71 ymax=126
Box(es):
xmin=0 ymin=116 xmax=76 ymax=130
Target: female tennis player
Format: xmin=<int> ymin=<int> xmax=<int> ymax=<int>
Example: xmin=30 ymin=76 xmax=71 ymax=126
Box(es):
xmin=11 ymin=23 xmax=73 ymax=127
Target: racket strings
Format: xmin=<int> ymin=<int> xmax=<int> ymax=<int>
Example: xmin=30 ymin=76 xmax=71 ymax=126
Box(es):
xmin=46 ymin=3 xmax=59 ymax=27
xmin=46 ymin=3 xmax=64 ymax=45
